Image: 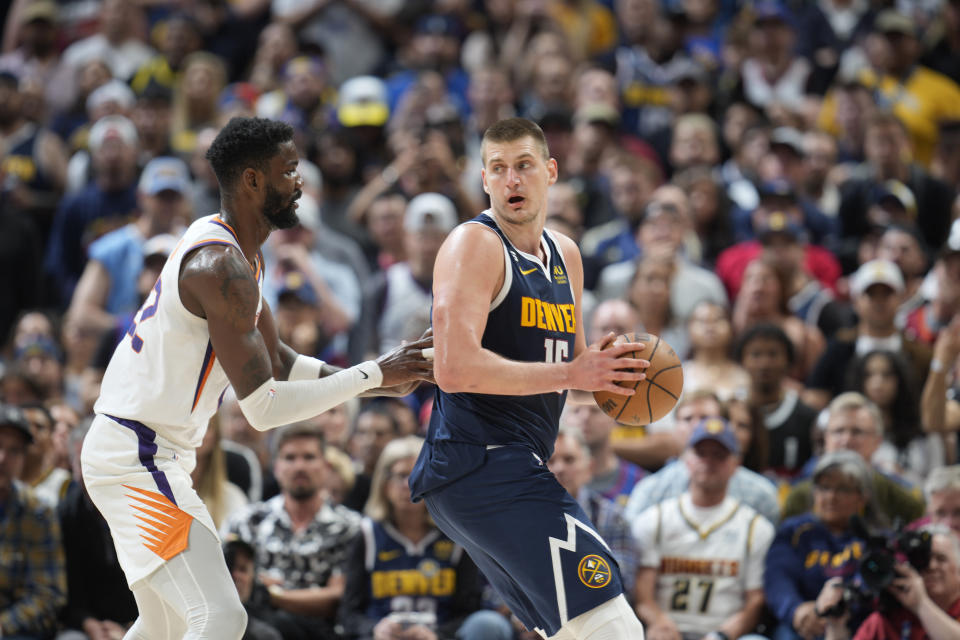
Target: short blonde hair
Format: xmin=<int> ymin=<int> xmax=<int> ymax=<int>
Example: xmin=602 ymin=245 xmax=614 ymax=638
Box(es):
xmin=364 ymin=436 xmax=425 ymax=522
xmin=826 ymin=392 xmax=884 ymax=439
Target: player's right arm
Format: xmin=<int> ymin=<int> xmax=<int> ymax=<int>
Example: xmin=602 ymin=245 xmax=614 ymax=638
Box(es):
xmin=431 ymin=224 xmax=645 ymax=396
xmin=180 ymin=245 xmax=431 ymax=430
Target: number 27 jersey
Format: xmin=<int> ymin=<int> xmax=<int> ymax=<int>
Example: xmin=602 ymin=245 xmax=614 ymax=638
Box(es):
xmin=94 ymin=214 xmax=263 ymax=450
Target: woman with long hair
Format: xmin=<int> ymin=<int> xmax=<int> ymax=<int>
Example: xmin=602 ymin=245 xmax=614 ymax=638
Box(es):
xmin=191 ymin=415 xmax=248 ymax=529
xmin=845 ymin=349 xmax=945 ymax=482
xmin=171 ymin=51 xmax=228 ymax=154
xmin=732 ymin=256 xmax=825 ymax=382
xmin=682 ymin=300 xmax=751 ymax=402
xmin=627 ymin=254 xmax=689 ymax=359
xmin=338 ymin=436 xmax=512 ymax=640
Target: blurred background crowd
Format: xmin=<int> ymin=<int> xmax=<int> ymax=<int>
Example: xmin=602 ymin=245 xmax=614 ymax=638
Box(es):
xmin=3 ymin=0 xmax=960 ymax=638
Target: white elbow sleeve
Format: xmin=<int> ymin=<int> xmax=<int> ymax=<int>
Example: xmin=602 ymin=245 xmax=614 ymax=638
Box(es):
xmin=288 ymin=354 xmax=325 ymax=381
xmin=237 ymin=361 xmax=383 ymax=431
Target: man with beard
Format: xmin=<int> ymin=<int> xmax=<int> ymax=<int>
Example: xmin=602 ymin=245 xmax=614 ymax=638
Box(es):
xmin=223 ymin=424 xmax=357 ymax=640
xmin=80 ymin=117 xmax=433 ymax=639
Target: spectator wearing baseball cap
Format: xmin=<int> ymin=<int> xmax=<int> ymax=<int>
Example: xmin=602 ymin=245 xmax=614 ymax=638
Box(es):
xmin=44 ymin=114 xmax=141 ymax=308
xmin=834 ymin=110 xmax=956 ymax=275
xmin=856 ymin=10 xmax=960 ymax=168
xmin=715 ymin=183 xmax=842 ymax=302
xmin=632 ymin=416 xmax=775 ymax=640
xmin=804 ymin=259 xmax=933 ymax=411
xmin=66 ymin=156 xmax=190 ymax=342
xmin=361 ymin=193 xmax=457 ymax=357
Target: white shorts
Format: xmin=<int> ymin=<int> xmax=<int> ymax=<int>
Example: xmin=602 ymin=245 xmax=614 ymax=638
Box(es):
xmin=81 ymin=414 xmax=219 ymax=587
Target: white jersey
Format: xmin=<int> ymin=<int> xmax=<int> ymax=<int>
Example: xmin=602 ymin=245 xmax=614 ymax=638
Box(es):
xmin=632 ymin=494 xmax=774 ymax=637
xmin=95 ymin=214 xmax=263 ymax=451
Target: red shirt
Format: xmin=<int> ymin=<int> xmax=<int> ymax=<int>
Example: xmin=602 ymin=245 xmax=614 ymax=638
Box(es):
xmin=715 ymin=241 xmax=842 ymax=300
xmin=853 ymin=598 xmax=960 ymax=640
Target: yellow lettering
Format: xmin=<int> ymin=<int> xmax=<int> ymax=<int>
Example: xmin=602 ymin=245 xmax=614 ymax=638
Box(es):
xmin=548 ymin=304 xmax=564 ymax=332
xmin=536 ymin=299 xmax=547 ymax=329
xmin=370 ymin=569 xmax=458 ymax=598
xmin=805 ymin=551 xmax=818 ymax=569
xmin=561 ymin=304 xmax=576 ymax=333
xmin=521 ymin=297 xmax=536 ymax=327
xmin=543 ymin=302 xmax=558 ymax=331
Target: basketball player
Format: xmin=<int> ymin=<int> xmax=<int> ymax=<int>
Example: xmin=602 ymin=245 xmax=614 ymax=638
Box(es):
xmin=80 ymin=117 xmax=432 ymax=639
xmin=408 ymin=117 xmax=648 ymax=640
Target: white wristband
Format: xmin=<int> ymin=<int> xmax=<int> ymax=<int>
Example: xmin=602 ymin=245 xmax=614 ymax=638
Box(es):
xmin=238 ymin=361 xmax=383 ymax=431
xmin=931 ymin=358 xmax=945 ymax=373
xmin=289 ymin=354 xmax=325 ymax=381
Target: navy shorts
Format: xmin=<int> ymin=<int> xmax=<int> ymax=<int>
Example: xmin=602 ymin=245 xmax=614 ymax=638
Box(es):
xmin=422 ymin=445 xmax=624 ymax=637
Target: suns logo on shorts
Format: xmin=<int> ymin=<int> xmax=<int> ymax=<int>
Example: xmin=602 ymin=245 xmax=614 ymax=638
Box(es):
xmin=577 ymin=554 xmax=611 ymax=589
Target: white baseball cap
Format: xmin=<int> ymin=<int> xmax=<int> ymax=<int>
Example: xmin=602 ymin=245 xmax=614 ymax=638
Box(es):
xmin=850 ymin=259 xmax=904 ymax=297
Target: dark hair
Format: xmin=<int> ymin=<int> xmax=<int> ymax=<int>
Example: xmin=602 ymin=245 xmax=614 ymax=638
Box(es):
xmin=205 ymin=117 xmax=294 ymax=190
xmin=844 ymin=350 xmax=921 ymax=449
xmin=481 ymin=117 xmax=549 ymax=164
xmin=734 ymin=322 xmax=796 ymax=365
xmin=273 ymin=422 xmax=325 ymax=458
xmin=727 ymin=395 xmax=768 ymax=473
xmin=356 ymin=402 xmax=401 ymax=435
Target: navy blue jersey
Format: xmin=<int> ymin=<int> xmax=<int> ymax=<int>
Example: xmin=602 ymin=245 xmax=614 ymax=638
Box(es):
xmin=358 ymin=518 xmax=464 ymax=625
xmin=411 ymin=212 xmax=576 ymax=501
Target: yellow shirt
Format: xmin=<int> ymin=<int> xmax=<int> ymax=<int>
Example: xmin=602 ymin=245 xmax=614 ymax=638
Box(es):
xmin=818 ymin=65 xmax=960 ymax=166
xmin=549 ymin=1 xmax=617 ymax=60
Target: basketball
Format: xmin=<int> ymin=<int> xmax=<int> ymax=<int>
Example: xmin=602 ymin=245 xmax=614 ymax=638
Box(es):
xmin=593 ymin=332 xmax=684 ymax=426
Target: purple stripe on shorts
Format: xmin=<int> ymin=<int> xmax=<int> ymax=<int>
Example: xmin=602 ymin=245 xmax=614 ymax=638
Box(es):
xmin=105 ymin=414 xmax=178 ymax=505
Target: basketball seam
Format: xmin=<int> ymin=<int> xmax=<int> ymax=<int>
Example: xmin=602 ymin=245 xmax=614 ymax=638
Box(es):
xmin=647 ymin=364 xmax=682 ymax=400
xmin=614 ymin=335 xmax=660 ymax=424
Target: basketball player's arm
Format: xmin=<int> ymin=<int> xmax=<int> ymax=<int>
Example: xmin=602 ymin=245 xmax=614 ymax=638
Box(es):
xmin=181 ymin=246 xmax=430 ymax=430
xmin=257 ymin=301 xmax=429 ymax=396
xmin=714 ymin=588 xmax=764 ymax=639
xmin=432 ymin=224 xmax=646 ymax=396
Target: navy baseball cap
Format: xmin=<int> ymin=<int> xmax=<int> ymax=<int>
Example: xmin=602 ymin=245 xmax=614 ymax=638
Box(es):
xmin=0 ymin=404 xmax=32 ymax=444
xmin=688 ymin=417 xmax=740 ymax=455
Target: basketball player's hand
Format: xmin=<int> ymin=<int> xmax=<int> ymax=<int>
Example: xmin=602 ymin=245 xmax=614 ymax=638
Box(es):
xmin=792 ymin=601 xmax=826 ymax=639
xmin=569 ymin=332 xmax=649 ymax=394
xmin=375 ymin=336 xmax=435 ymax=387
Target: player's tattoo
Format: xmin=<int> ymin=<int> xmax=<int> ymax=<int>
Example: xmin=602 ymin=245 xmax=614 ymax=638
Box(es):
xmin=238 ymin=351 xmax=274 ymax=396
xmin=213 ymin=255 xmax=259 ymax=330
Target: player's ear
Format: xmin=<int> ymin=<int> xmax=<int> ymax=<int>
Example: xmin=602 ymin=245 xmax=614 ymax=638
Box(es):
xmin=242 ymin=167 xmax=261 ymax=193
xmin=481 ymin=168 xmax=489 ymax=194
xmin=547 ymin=158 xmax=558 ymax=186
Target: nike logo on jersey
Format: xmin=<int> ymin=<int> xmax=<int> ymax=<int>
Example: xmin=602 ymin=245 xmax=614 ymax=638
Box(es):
xmin=360 ymin=369 xmax=369 ymax=380
xmin=520 ymin=267 xmax=538 ymax=275
xmin=378 ymin=549 xmax=401 ymax=562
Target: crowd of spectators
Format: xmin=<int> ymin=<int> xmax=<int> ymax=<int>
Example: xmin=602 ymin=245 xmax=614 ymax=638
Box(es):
xmin=3 ymin=0 xmax=960 ymax=638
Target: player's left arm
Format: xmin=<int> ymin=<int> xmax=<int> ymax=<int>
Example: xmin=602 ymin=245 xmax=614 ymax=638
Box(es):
xmin=713 ymin=588 xmax=765 ymax=639
xmin=553 ymin=231 xmax=648 ymax=404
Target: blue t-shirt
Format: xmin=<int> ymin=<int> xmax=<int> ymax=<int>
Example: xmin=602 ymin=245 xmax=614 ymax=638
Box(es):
xmin=44 ymin=183 xmax=138 ymax=307
xmin=88 ymin=224 xmax=145 ymax=315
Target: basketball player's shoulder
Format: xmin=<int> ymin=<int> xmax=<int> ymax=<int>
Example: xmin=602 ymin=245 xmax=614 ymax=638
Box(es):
xmin=180 ymin=242 xmax=258 ymax=320
xmin=439 ymin=216 xmax=503 ymax=261
xmin=545 ymin=227 xmax=581 ymax=256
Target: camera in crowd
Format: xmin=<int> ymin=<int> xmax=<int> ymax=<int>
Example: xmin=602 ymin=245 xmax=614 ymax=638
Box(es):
xmin=821 ymin=518 xmax=932 ymax=618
